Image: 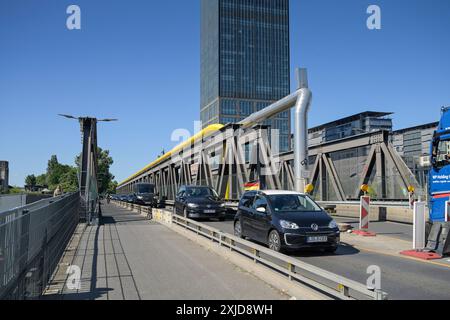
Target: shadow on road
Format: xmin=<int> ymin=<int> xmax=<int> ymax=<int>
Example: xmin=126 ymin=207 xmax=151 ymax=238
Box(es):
xmin=42 ymin=288 xmax=113 ymax=300
xmin=101 ymin=216 xmax=151 ymax=225
xmin=289 ymin=242 xmax=360 ymax=258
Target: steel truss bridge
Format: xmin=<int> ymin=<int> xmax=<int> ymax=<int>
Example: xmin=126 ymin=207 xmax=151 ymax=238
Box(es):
xmin=117 ymin=126 xmax=421 ymax=202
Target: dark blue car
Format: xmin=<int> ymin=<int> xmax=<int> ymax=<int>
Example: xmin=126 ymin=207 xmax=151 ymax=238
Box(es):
xmin=234 ymin=190 xmax=340 ymax=253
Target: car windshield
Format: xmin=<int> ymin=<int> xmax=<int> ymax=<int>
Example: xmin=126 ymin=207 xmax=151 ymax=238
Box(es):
xmin=186 ymin=187 xmax=219 ymax=199
xmin=137 ymin=184 xmax=154 ymax=194
xmin=268 ymin=194 xmax=322 ymax=213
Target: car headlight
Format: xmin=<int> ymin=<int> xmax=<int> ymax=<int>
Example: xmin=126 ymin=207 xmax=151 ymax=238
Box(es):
xmin=187 ymin=203 xmax=199 ymax=208
xmin=219 ymin=203 xmax=225 ymax=208
xmin=280 ymin=220 xmax=299 ymax=230
xmin=329 ymin=220 xmax=339 ymax=229
xmin=137 ymin=196 xmax=143 ymax=200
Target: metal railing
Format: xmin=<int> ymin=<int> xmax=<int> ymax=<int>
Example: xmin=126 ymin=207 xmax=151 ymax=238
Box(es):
xmin=113 ymin=201 xmax=153 ymax=219
xmin=0 ymin=193 xmax=80 ymax=299
xmin=317 ymin=200 xmax=410 ymax=208
xmin=113 ymin=200 xmax=388 ymax=300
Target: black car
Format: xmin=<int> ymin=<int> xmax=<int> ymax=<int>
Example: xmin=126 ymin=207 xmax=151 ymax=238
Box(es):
xmin=174 ymin=186 xmax=226 ymax=221
xmin=126 ymin=194 xmax=137 ymax=203
xmin=234 ymin=190 xmax=340 ymax=253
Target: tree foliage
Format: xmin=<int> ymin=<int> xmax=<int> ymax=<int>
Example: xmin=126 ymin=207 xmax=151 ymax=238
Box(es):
xmin=25 ymin=174 xmax=37 ymax=187
xmin=25 ymin=147 xmax=117 ymax=194
xmin=75 ymin=147 xmax=116 ymax=194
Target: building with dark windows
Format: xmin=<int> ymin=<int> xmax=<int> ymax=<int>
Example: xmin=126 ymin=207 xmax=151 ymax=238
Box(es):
xmin=391 ymin=122 xmax=438 ymax=187
xmin=308 ymin=111 xmax=393 ymax=146
xmin=0 ymin=161 xmax=9 ymax=193
xmin=200 ymin=0 xmax=291 ymax=152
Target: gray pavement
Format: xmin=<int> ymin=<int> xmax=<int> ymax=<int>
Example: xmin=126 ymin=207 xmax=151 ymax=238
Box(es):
xmin=201 ymin=218 xmax=450 ymax=300
xmin=333 ymin=216 xmax=413 ymax=241
xmin=44 ymin=204 xmax=289 ymax=300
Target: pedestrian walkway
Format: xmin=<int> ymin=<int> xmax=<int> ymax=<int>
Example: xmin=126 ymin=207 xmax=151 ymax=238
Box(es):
xmin=43 ymin=204 xmax=288 ymax=300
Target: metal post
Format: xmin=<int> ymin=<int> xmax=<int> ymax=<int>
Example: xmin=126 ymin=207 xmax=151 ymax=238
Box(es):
xmin=409 ymin=191 xmax=415 ymax=210
xmin=413 ymin=202 xmax=426 ymax=250
xmin=446 ymin=201 xmax=450 ymax=223
xmin=236 ymin=67 xmax=312 ymax=193
xmin=294 ymin=69 xmax=312 ymax=193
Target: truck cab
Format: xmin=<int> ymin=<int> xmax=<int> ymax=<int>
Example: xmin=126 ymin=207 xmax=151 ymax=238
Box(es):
xmin=429 ymin=107 xmax=450 ymax=222
xmin=133 ymin=183 xmax=157 ymax=207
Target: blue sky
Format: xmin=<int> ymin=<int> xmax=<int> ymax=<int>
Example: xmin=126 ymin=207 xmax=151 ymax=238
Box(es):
xmin=1 ymin=0 xmax=450 ymax=186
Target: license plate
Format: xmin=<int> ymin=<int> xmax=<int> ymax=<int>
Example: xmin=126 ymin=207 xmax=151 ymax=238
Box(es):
xmin=204 ymin=210 xmax=216 ymax=214
xmin=307 ymin=236 xmax=328 ymax=243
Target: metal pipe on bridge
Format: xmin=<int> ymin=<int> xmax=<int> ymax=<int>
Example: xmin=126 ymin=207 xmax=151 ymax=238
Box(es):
xmin=238 ymin=68 xmax=312 ymax=193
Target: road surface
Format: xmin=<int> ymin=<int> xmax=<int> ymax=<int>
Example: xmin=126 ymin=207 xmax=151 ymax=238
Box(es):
xmin=200 ymin=217 xmax=450 ymax=300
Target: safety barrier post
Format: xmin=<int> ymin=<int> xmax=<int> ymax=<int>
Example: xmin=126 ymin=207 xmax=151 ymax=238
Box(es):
xmin=360 ymin=196 xmax=370 ymax=231
xmin=413 ymin=202 xmax=426 ymax=250
xmin=353 ymin=196 xmax=376 ymax=237
xmin=400 ymin=201 xmax=442 ymax=260
xmin=446 ymin=201 xmax=450 ymax=223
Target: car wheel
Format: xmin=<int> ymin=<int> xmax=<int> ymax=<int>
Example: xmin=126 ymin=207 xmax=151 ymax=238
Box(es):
xmin=219 ymin=217 xmax=226 ymax=222
xmin=268 ymin=230 xmax=282 ymax=252
xmin=234 ymin=220 xmax=243 ymax=239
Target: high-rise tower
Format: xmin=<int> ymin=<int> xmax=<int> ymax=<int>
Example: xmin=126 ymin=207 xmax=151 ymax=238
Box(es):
xmin=200 ymin=0 xmax=291 ymax=151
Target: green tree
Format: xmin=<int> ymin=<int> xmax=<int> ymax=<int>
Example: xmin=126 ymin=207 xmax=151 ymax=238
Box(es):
xmin=36 ymin=174 xmax=47 ymax=186
xmin=60 ymin=167 xmax=79 ymax=192
xmin=97 ymin=148 xmax=115 ymax=194
xmin=76 ymin=147 xmax=115 ymax=194
xmin=25 ymin=174 xmax=37 ymax=188
xmin=26 ymin=147 xmax=114 ymax=195
xmin=107 ymin=180 xmax=118 ymax=194
xmin=46 ymin=155 xmax=72 ymax=188
xmin=9 ymin=186 xmax=23 ymax=194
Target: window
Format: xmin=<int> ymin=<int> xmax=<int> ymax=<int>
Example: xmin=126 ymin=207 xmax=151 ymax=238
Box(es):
xmin=432 ymin=139 xmax=450 ymax=168
xmin=185 ymin=187 xmax=219 ymax=199
xmin=221 ymin=99 xmax=238 ymax=115
xmin=268 ymin=194 xmax=322 ymax=212
xmin=177 ymin=187 xmax=186 ymax=197
xmin=136 ymin=184 xmax=155 ymax=194
xmin=240 ymin=101 xmax=253 ymax=115
xmin=240 ymin=192 xmax=256 ymax=208
xmin=253 ymin=195 xmax=268 ymax=210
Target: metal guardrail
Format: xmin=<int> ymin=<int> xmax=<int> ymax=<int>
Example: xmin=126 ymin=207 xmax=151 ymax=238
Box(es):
xmin=113 ymin=200 xmax=153 ymax=218
xmin=0 ymin=193 xmax=80 ymax=299
xmin=113 ymin=200 xmax=388 ymax=300
xmin=317 ymin=201 xmax=410 ymax=208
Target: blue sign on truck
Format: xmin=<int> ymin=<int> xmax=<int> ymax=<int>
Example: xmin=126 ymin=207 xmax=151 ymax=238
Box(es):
xmin=429 ymin=107 xmax=450 ymax=222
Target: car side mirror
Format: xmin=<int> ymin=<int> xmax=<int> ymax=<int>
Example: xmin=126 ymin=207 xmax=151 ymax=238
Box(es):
xmin=256 ymin=207 xmax=266 ymax=214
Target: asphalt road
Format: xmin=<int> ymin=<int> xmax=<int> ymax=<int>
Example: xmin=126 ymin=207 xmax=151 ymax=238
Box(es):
xmin=332 ymin=216 xmax=413 ymax=242
xmin=200 ymin=218 xmax=450 ymax=300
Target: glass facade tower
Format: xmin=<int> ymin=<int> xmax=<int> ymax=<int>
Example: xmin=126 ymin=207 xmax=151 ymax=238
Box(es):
xmin=201 ymin=0 xmax=291 ymax=152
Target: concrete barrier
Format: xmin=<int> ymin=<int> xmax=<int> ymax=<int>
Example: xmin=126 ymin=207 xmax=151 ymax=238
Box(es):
xmin=152 ymin=209 xmax=172 ymax=225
